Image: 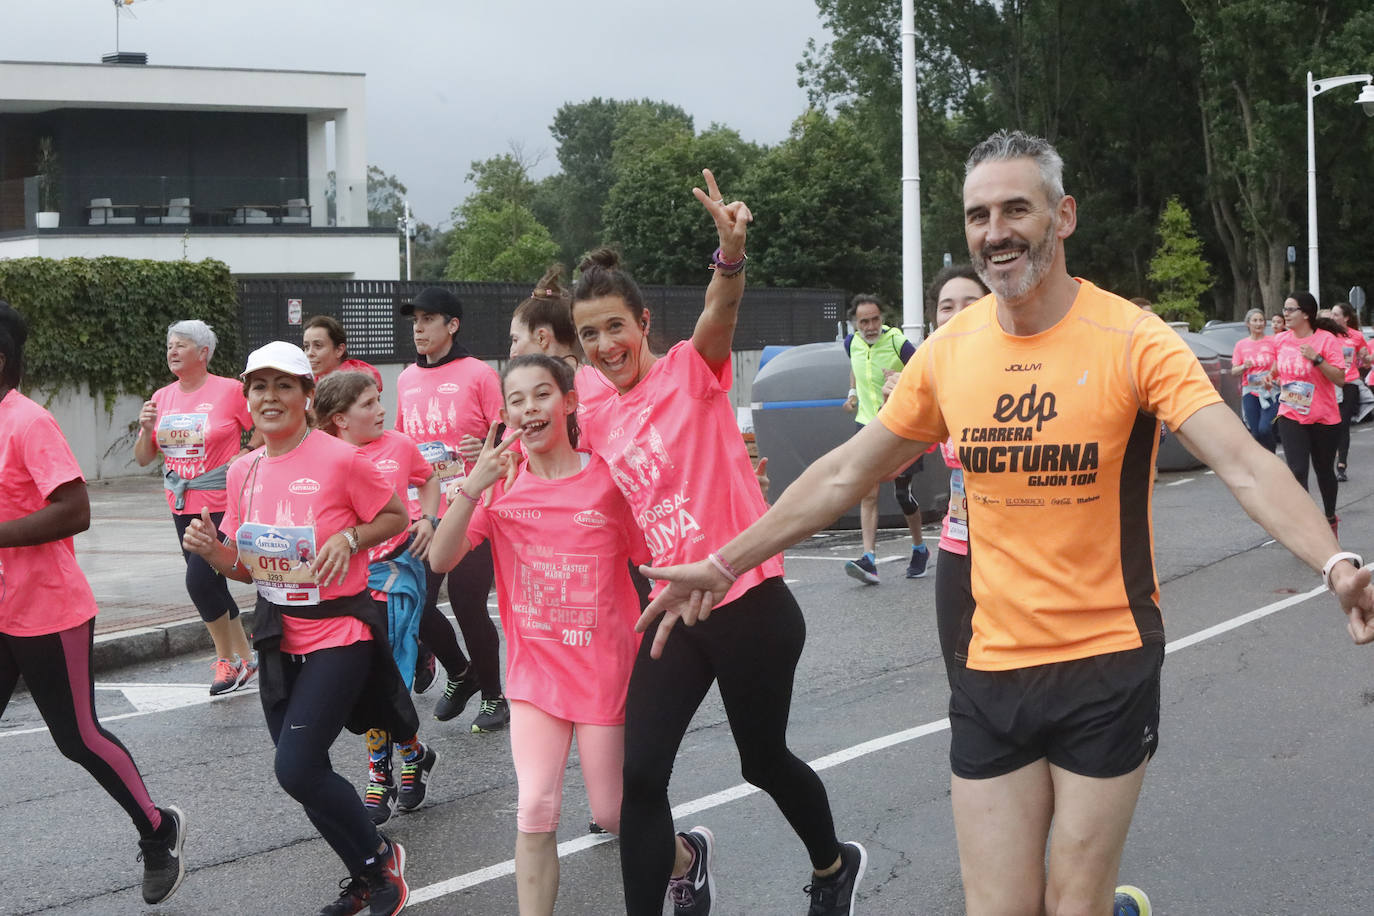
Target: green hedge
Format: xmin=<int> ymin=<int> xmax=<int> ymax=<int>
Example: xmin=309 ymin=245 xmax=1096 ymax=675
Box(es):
xmin=0 ymin=257 xmax=241 ymax=408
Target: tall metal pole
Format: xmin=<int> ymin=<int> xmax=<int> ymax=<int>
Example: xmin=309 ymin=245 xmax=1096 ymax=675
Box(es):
xmin=1305 ymin=71 xmax=1372 ymax=305
xmin=1306 ymin=72 xmax=1319 ymax=303
xmin=900 ymin=0 xmax=923 ymax=341
xmin=403 ymin=201 xmax=413 ymax=281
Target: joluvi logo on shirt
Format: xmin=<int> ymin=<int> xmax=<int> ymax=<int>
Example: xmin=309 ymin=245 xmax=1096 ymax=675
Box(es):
xmin=376 ymin=459 xmax=400 ymax=473
xmin=573 ymin=510 xmax=608 ymax=528
xmin=288 ymin=478 xmax=321 ymax=495
xmin=195 ymin=402 xmax=214 ymax=411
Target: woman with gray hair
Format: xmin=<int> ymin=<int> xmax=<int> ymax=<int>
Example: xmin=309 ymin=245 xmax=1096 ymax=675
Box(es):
xmin=134 ymin=320 xmax=259 ymax=694
xmin=1229 ymin=307 xmax=1278 ymax=451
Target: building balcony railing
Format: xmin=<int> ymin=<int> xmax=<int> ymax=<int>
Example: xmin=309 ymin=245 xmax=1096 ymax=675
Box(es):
xmin=0 ymin=174 xmax=372 ymax=233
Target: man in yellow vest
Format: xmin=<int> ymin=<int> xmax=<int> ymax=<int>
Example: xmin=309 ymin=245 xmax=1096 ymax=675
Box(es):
xmin=842 ymin=293 xmax=929 ymax=584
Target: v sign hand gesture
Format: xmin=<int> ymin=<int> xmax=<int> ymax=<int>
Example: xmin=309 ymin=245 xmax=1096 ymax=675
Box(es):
xmin=693 ymin=168 xmax=752 ymax=263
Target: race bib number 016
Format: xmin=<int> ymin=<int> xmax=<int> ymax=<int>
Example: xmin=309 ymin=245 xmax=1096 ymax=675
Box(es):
xmin=156 ymin=413 xmax=208 ymax=460
xmin=1279 ymin=380 xmax=1314 ymax=414
xmin=236 ymin=522 xmax=320 ymax=606
xmin=418 ymin=440 xmax=466 ymax=498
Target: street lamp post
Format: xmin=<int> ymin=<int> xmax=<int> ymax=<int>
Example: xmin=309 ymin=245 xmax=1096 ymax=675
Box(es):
xmin=900 ymin=0 xmax=923 ymax=342
xmin=1305 ymin=71 xmax=1374 ymax=304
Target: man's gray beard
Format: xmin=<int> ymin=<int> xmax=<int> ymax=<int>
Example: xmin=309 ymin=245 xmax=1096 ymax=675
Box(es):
xmin=976 ymin=220 xmax=1057 ymax=303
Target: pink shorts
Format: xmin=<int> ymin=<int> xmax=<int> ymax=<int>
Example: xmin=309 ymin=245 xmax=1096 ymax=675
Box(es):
xmin=509 ymin=699 xmax=624 ymax=834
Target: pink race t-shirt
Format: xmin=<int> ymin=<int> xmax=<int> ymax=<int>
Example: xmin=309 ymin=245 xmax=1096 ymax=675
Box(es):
xmin=319 ymin=358 xmax=384 ymax=392
xmin=937 ymin=439 xmax=968 ymax=556
xmin=221 ymin=431 xmax=393 ymax=653
xmin=467 ymin=452 xmax=647 ymax=725
xmin=394 ymin=356 xmax=503 ymax=517
xmin=1273 ymin=329 xmax=1344 ymax=425
xmin=356 ymin=430 xmax=432 ymax=563
xmin=1231 ymin=337 xmax=1277 ymax=398
xmin=0 ymin=391 xmax=100 ymax=636
xmin=574 ymin=364 xmax=617 ymax=415
xmin=1337 ymin=328 xmax=1368 ymax=384
xmin=150 ymin=374 xmax=252 ymax=515
xmin=580 ymin=342 xmax=785 ymax=605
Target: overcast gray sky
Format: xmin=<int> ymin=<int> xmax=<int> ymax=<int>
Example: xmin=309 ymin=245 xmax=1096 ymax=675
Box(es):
xmin=3 ymin=0 xmax=832 ymax=224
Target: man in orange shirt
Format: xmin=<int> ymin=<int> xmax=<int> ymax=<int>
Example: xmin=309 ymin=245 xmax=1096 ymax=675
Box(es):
xmin=636 ymin=130 xmax=1374 ymax=916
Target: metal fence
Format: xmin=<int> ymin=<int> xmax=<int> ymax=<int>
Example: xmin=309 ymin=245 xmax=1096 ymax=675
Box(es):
xmin=236 ymin=279 xmax=847 ymax=361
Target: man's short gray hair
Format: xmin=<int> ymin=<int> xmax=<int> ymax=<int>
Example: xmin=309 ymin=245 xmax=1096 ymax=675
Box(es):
xmin=965 ymin=130 xmax=1065 ymax=203
xmin=167 ymin=319 xmax=216 ymax=360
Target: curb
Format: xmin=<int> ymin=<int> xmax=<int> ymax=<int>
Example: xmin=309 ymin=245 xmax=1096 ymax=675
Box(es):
xmin=92 ymin=607 xmax=258 ymax=675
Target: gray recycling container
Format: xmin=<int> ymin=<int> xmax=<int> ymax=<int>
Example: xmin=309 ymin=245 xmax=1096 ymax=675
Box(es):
xmin=751 ymin=341 xmax=947 ymax=529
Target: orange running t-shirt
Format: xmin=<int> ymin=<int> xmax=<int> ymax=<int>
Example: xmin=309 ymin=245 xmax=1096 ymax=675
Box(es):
xmin=879 ymin=280 xmax=1222 ymax=671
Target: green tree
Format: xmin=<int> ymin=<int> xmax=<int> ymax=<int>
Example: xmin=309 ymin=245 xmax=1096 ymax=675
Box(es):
xmin=739 ymin=110 xmax=900 ymax=302
xmin=443 ymin=152 xmax=561 ymax=282
xmin=601 ymin=124 xmax=761 ymax=284
xmin=538 ymin=99 xmax=695 ymax=266
xmin=1148 ymin=197 xmax=1212 ymax=328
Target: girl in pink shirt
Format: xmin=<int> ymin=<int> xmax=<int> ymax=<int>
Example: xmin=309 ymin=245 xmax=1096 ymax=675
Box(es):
xmin=925 ymin=266 xmax=989 ymax=687
xmin=430 ymin=354 xmax=646 ymax=916
xmin=133 ymin=319 xmax=258 ymax=694
xmin=571 ymin=171 xmax=863 ymax=915
xmin=182 ymin=341 xmax=413 ymax=915
xmin=1229 ymin=308 xmax=1279 ymax=452
xmin=0 ymin=301 xmax=187 ymax=905
xmin=1271 ymin=292 xmax=1347 ymax=532
xmin=315 ymin=372 xmax=442 ymax=828
xmin=1330 ymin=302 xmax=1369 ymax=479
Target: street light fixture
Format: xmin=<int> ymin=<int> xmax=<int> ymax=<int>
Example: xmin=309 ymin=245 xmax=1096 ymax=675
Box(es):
xmin=1306 ymin=71 xmax=1373 ymax=304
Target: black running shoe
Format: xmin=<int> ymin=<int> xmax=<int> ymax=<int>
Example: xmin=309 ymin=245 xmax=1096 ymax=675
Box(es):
xmin=364 ymin=837 xmax=408 ymax=916
xmin=412 ymin=644 xmax=437 ymax=694
xmin=318 ymin=876 xmax=369 ymax=915
xmin=805 ymin=841 xmax=867 ymax=916
xmin=397 ymin=746 xmax=438 ymax=812
xmin=588 ymin=820 xmax=607 ymax=834
xmin=433 ymin=670 xmax=479 ymax=722
xmin=138 ymin=804 xmax=187 ymax=904
xmin=471 ymin=696 xmax=510 ymax=733
xmin=668 ymin=826 xmax=715 ymax=915
xmin=363 ymin=771 xmax=398 ymax=826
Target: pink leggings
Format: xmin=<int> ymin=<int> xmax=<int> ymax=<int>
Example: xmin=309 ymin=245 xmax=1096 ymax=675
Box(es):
xmin=510 ymin=699 xmax=624 ymax=834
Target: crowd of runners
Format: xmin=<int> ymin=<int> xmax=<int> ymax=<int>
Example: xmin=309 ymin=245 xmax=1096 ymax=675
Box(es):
xmin=2 ymin=133 xmax=1372 ymax=916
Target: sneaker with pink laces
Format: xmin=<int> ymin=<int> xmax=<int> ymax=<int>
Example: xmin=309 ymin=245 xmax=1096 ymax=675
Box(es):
xmin=209 ymin=656 xmax=243 ymax=696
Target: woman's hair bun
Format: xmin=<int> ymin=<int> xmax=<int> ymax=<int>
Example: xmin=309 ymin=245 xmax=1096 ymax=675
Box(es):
xmin=579 ymin=247 xmax=621 ymax=272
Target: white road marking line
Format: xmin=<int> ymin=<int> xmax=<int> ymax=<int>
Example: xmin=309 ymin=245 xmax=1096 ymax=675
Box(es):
xmin=1165 ymin=477 xmax=1195 ymax=487
xmin=786 ymin=554 xmax=905 ymax=563
xmin=409 ymin=581 xmax=1339 ymax=904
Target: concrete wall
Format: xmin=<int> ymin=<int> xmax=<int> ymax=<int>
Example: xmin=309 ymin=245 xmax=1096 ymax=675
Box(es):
xmin=50 ymin=350 xmax=767 ymax=480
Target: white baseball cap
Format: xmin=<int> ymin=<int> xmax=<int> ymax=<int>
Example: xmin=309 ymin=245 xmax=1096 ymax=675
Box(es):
xmin=240 ymin=341 xmax=313 ymax=379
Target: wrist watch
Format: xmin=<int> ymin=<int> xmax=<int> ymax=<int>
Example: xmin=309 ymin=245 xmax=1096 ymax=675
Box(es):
xmin=1312 ymin=354 xmax=1325 ymax=365
xmin=424 ymin=514 xmax=439 ymax=528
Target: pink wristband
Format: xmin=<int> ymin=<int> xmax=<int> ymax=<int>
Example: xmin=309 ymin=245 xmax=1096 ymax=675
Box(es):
xmin=707 ymin=551 xmax=738 ymax=583
xmin=454 ymin=486 xmax=480 ymax=505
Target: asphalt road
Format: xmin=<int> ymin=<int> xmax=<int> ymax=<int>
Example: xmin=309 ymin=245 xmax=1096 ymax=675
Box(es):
xmin=5 ymin=428 xmax=1374 ymax=915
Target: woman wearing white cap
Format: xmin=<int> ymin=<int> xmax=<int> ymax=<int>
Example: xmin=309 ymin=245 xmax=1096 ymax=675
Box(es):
xmin=182 ymin=341 xmax=415 ymax=916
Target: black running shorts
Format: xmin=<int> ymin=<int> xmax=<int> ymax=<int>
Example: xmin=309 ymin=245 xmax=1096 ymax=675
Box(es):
xmin=949 ymin=643 xmax=1163 ymax=780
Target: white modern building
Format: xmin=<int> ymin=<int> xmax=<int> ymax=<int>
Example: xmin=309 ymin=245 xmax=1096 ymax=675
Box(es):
xmin=0 ymin=58 xmax=398 ymax=278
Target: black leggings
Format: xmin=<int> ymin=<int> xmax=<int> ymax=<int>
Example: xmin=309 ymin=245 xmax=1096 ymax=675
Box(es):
xmin=1276 ymin=416 xmax=1341 ymax=518
xmin=423 ymin=541 xmax=502 ymax=698
xmin=173 ymin=511 xmax=239 ymax=623
xmin=1338 ymin=382 xmax=1360 ymax=468
xmin=263 ymin=641 xmax=380 ymax=875
xmin=619 ymin=577 xmax=839 ymax=914
xmin=0 ymin=619 xmax=161 ymax=837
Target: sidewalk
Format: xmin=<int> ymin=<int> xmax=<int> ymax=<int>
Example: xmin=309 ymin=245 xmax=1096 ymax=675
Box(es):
xmin=80 ymin=474 xmax=260 ymax=672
